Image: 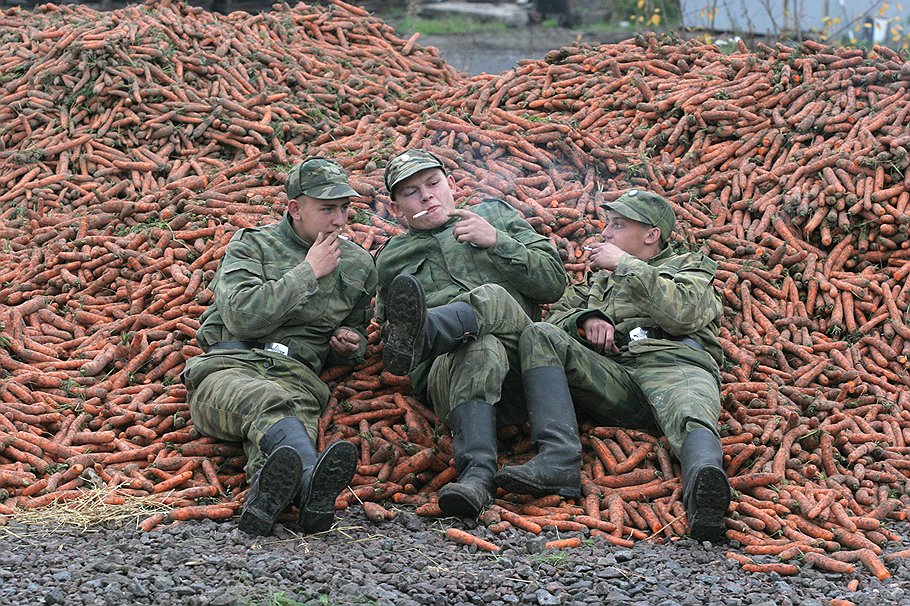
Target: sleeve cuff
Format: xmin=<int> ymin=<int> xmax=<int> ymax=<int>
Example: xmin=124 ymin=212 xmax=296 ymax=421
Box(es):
xmin=287 ymin=261 xmax=319 ymax=299
xmin=489 ymin=230 xmax=523 ymax=260
xmin=612 ymin=254 xmax=648 ymax=278
xmin=575 ymin=309 xmax=609 ymax=328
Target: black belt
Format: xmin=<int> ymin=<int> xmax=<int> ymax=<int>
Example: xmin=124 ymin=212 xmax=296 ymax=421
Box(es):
xmin=617 ymin=327 xmax=705 ymax=352
xmin=204 ymin=341 xmax=313 ymax=370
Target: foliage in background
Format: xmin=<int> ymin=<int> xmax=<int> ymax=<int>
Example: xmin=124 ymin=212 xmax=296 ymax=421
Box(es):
xmin=686 ymin=0 xmax=910 ymax=52
xmin=623 ymin=0 xmax=681 ymax=28
xmin=397 ymin=15 xmax=509 ymax=34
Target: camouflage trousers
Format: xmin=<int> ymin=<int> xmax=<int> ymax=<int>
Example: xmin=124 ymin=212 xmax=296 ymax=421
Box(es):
xmin=422 ymin=284 xmax=533 ymax=423
xmin=520 ymin=322 xmax=721 ymax=456
xmin=183 ymin=351 xmax=330 ymax=476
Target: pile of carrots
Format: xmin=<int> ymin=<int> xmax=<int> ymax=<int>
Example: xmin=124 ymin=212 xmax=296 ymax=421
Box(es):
xmin=0 ymin=0 xmax=908 ymax=583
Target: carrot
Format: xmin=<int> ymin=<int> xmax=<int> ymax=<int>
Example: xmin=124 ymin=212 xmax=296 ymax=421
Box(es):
xmin=139 ymin=512 xmax=168 ymax=532
xmin=612 ymin=443 xmax=651 ymax=474
xmin=492 ymin=506 xmax=543 ymax=534
xmin=388 ymin=448 xmax=437 ymax=484
xmin=152 ymin=470 xmax=194 ymax=494
xmin=362 ymin=501 xmax=396 ymax=523
xmin=729 ymin=473 xmax=781 ymax=491
xmin=444 ymin=527 xmax=500 ymax=552
xmin=414 ymin=501 xmax=445 ymax=517
xmin=856 ymin=548 xmax=891 ymax=581
xmin=168 ymin=505 xmax=235 ymax=522
xmin=742 ymin=562 xmax=800 ymax=575
xmin=593 ymin=468 xmax=660 ymax=488
xmin=589 ymin=436 xmax=618 ymax=473
xmin=803 ymin=552 xmax=855 ymax=575
xmin=21 ymin=489 xmax=84 ymax=509
xmin=545 ymin=537 xmax=582 ymax=550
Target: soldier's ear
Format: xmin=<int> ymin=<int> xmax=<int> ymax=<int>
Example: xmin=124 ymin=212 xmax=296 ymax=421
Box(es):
xmin=644 ymin=226 xmax=662 ymax=245
xmin=287 ymin=197 xmax=303 ymax=221
xmin=388 ymin=199 xmax=402 ymax=219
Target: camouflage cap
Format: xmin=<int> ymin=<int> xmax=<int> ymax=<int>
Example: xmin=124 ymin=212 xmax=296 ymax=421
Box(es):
xmin=601 ymin=189 xmax=676 ymax=244
xmin=384 ymin=149 xmax=446 ymax=194
xmin=285 ymin=157 xmax=357 ymax=200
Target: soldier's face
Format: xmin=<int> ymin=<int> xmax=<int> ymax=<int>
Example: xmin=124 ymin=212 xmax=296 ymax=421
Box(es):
xmin=601 ymin=211 xmax=661 ymax=260
xmin=389 ymin=168 xmax=457 ymax=230
xmin=289 ymin=195 xmax=351 ymax=244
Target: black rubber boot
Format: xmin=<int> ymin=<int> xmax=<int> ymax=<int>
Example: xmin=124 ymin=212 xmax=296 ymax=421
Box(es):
xmin=494 ymin=367 xmax=582 ymax=498
xmin=296 ymin=437 xmax=358 ymax=535
xmin=238 ymin=418 xmax=307 ymax=536
xmin=382 ymin=274 xmax=478 ymax=376
xmin=438 ymin=401 xmax=498 ymax=518
xmin=680 ymin=427 xmax=731 ymax=542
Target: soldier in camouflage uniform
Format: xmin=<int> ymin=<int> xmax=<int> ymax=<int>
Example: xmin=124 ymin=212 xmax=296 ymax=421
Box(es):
xmin=183 ymin=158 xmax=378 ymax=536
xmin=514 ymin=189 xmax=731 ymax=542
xmin=376 ymin=149 xmax=581 ymax=518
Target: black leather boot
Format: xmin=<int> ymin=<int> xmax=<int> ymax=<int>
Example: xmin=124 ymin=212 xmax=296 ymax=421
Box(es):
xmin=494 ymin=367 xmax=581 ymax=498
xmin=296 ymin=436 xmax=358 ymax=534
xmin=438 ymin=401 xmax=498 ymax=518
xmin=238 ymin=418 xmax=357 ymax=536
xmin=680 ymin=427 xmax=731 ymax=542
xmin=238 ymin=418 xmax=307 ymax=536
xmin=382 ymin=274 xmax=478 ymax=376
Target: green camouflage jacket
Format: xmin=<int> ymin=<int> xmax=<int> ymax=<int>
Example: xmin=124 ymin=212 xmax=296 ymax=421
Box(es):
xmin=375 ymin=198 xmax=567 ymax=322
xmin=546 ymin=246 xmax=724 ymax=373
xmin=194 ymin=214 xmax=377 ymax=372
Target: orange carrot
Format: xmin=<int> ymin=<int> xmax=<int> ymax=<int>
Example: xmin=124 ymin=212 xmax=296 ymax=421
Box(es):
xmin=742 ymin=563 xmax=800 ymax=575
xmin=857 ymin=548 xmax=891 ymax=580
xmin=445 ymin=527 xmax=500 ymax=552
xmin=545 ymin=537 xmax=583 ymax=550
xmin=168 ymin=505 xmax=235 ymax=522
xmin=362 ymin=501 xmax=395 ymax=523
xmin=139 ymin=512 xmax=168 ymax=532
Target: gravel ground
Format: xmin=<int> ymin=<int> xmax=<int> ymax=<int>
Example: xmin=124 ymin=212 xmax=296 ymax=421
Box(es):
xmin=3 ymin=505 xmax=910 ymax=606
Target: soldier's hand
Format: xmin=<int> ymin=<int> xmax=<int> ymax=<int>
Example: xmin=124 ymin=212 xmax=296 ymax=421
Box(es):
xmin=330 ymin=327 xmax=362 ymax=356
xmin=306 ymin=232 xmax=341 ymax=279
xmin=582 ymin=317 xmax=619 ymax=353
xmin=448 ymin=208 xmax=497 ymax=249
xmin=588 ymin=242 xmax=627 ymax=271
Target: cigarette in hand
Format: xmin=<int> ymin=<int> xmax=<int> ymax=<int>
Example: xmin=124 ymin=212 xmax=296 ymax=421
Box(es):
xmin=412 ymin=210 xmax=428 ymax=218
xmin=337 ymin=234 xmax=350 ymax=241
xmin=583 ymin=246 xmax=594 ymax=250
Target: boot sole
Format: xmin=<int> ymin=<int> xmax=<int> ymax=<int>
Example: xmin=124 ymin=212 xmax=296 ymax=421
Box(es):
xmin=238 ymin=446 xmax=302 ymax=536
xmin=688 ymin=465 xmax=731 ymax=542
xmin=299 ymin=440 xmax=358 ymax=534
xmin=494 ymin=468 xmax=581 ymax=500
xmin=382 ymin=274 xmax=426 ymax=376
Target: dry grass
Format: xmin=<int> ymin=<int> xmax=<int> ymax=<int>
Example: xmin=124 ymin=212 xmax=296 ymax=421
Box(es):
xmin=1 ymin=486 xmax=172 ymax=535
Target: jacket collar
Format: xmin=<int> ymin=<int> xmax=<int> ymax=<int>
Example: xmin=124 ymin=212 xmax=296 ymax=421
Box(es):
xmin=279 ymin=212 xmax=312 ymax=250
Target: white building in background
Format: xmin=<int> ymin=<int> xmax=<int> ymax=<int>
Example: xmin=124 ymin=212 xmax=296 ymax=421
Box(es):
xmin=679 ymin=0 xmax=908 ymax=44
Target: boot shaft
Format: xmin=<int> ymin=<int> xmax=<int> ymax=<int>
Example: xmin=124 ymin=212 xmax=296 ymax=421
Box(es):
xmin=424 ymin=301 xmax=479 ymax=360
xmin=439 ymin=400 xmax=498 ymax=517
xmin=260 ymin=417 xmax=317 ymax=466
xmin=492 ymin=366 xmax=582 ymax=498
xmin=522 ymin=366 xmax=582 ymax=462
xmin=446 ymin=400 xmax=498 ymax=483
xmin=680 ymin=427 xmax=724 ymax=488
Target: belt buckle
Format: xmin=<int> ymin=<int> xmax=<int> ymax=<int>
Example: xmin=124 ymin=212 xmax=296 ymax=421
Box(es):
xmin=263 ymin=342 xmax=290 ymax=357
xmin=628 ymin=327 xmax=649 ymax=342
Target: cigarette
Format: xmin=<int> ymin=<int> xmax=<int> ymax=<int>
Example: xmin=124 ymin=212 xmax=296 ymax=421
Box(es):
xmin=583 ymin=246 xmax=594 ymax=250
xmin=337 ymin=234 xmax=350 ymax=240
xmin=412 ymin=210 xmax=428 ymax=218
